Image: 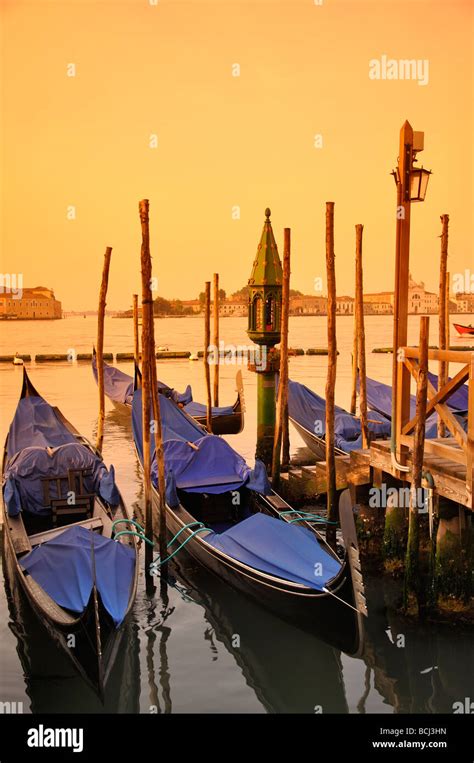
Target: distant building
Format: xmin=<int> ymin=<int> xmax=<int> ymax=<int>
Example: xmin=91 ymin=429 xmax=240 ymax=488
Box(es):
xmin=363 ymin=274 xmax=438 ymax=315
xmin=454 ymin=292 xmax=474 ymax=313
xmin=290 ymin=295 xmax=327 ymax=315
xmin=0 ymin=286 xmax=62 ymax=320
xmin=363 ymin=299 xmax=392 ymax=315
xmin=181 ymin=299 xmax=202 ymax=314
xmin=219 ymin=300 xmax=247 ymax=317
xmin=336 ymin=296 xmax=354 ymax=315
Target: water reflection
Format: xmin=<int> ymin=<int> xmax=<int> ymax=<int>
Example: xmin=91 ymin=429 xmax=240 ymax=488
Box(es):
xmin=170 ymin=555 xmax=349 ymax=713
xmin=360 ymin=578 xmax=474 ymax=714
xmin=4 ymin=569 xmax=140 ymax=714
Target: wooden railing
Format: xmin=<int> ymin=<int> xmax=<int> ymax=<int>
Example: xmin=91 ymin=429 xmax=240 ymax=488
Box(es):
xmin=397 ymin=347 xmax=474 ymax=501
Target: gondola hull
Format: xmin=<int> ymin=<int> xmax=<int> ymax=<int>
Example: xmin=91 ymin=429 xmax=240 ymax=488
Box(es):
xmin=2 ymin=529 xmax=122 ymax=694
xmin=151 ymin=489 xmax=364 ymax=656
xmin=289 ymin=416 xmax=346 ymax=460
xmin=1 ymin=369 xmax=138 ymax=696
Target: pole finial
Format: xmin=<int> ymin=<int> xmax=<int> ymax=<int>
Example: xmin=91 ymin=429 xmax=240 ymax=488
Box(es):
xmin=265 ymin=207 xmax=271 ymax=221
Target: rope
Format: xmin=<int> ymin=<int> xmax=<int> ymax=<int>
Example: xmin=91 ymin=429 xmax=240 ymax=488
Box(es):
xmin=114 ymin=529 xmax=155 ymax=546
xmin=279 ymin=509 xmax=337 ymax=525
xmin=150 ymin=521 xmax=212 ymax=570
xmin=111 ymin=518 xmax=145 ymax=534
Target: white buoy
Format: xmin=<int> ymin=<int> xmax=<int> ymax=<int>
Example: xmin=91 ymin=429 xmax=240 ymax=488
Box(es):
xmin=189 ymin=352 xmax=199 ymax=361
xmin=157 ymin=345 xmax=169 ymax=352
xmin=13 ymin=353 xmax=24 ymax=366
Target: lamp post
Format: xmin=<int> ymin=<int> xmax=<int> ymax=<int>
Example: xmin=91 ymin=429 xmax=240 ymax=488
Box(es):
xmin=391 ymin=121 xmax=431 ymax=469
xmin=247 ymin=208 xmax=283 ymax=471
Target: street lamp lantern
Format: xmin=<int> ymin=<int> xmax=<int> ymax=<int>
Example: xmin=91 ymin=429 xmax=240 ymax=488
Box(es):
xmin=409 ymin=165 xmax=431 ymax=202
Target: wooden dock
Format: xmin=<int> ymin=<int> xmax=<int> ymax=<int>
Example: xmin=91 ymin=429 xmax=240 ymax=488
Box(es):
xmin=363 ymin=438 xmax=472 ymax=510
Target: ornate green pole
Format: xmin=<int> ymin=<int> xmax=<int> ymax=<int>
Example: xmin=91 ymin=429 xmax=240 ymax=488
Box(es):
xmin=247 ymin=208 xmax=283 ymax=472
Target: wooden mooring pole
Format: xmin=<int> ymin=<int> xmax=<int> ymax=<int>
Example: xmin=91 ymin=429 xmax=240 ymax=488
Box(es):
xmin=404 ymin=315 xmax=429 ymax=611
xmin=272 ymin=228 xmax=290 ymax=487
xmin=325 ymin=202 xmax=337 ymax=546
xmin=213 ymin=273 xmax=219 ymax=407
xmin=96 ymin=246 xmax=113 ymax=454
xmin=350 ymin=322 xmax=358 ymax=416
xmin=438 ymin=214 xmax=449 ymax=438
xmin=133 ymin=293 xmax=140 ymax=368
xmin=204 ymin=281 xmax=213 ymax=432
xmin=139 ymin=199 xmax=166 ymax=585
xmin=355 ymin=224 xmax=368 ymax=449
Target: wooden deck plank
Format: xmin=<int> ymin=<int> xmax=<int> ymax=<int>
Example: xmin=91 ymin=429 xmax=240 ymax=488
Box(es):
xmin=367 ymin=439 xmax=472 ymax=509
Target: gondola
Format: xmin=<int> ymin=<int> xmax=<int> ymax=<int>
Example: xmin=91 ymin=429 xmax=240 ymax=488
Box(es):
xmin=92 ymin=352 xmax=245 ymax=435
xmin=132 ymin=382 xmax=367 ymax=655
xmin=453 ymin=322 xmax=474 ymax=336
xmin=1 ymin=368 xmax=138 ymax=696
xmin=287 ymin=378 xmax=391 ymax=460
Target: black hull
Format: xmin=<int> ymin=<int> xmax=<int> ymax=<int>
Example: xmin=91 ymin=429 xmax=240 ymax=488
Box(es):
xmin=2 ymin=368 xmax=138 ymax=697
xmin=153 ymin=491 xmax=363 ymax=656
xmin=2 ymin=533 xmax=123 ymax=696
xmin=289 ymin=417 xmax=346 ymax=460
xmin=193 ymin=410 xmax=243 ymax=435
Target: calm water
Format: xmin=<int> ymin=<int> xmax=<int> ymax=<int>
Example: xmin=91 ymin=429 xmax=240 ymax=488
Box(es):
xmin=1 ymin=315 xmax=473 ymax=714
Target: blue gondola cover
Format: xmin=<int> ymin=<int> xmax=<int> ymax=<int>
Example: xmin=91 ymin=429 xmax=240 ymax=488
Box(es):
xmin=20 ymin=525 xmax=135 ymax=626
xmin=5 ymin=392 xmax=120 ymax=516
xmin=287 ymin=379 xmax=391 ymax=452
xmin=204 ymin=513 xmax=341 ymax=589
xmin=132 ymin=389 xmax=270 ymax=503
xmin=92 ymin=355 xmax=192 ymax=406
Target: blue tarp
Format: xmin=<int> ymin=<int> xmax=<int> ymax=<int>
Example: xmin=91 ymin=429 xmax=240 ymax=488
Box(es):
xmin=92 ymin=356 xmax=192 ymax=406
xmin=6 ymin=395 xmax=77 ymax=460
xmin=132 ymin=388 xmax=270 ymax=504
xmin=20 ymin=525 xmax=135 ymax=626
xmin=365 ymin=376 xmax=468 ymax=438
xmin=92 ymin=357 xmax=236 ymax=416
xmin=157 ymin=437 xmax=270 ymax=504
xmin=427 ymin=371 xmax=468 ymax=414
xmin=287 ymin=379 xmax=391 ymax=453
xmin=204 ymin=512 xmax=341 ymax=590
xmin=4 ymin=442 xmax=120 ymax=517
xmin=132 ymin=388 xmax=205 ymax=464
xmin=5 ymin=390 xmax=120 ymax=517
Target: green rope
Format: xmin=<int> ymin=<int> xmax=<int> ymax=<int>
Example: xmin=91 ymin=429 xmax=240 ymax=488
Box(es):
xmin=279 ymin=509 xmax=337 ymax=525
xmin=114 ymin=529 xmax=155 ymax=546
xmin=150 ymin=522 xmax=211 ymax=570
xmin=112 ymin=518 xmax=145 ymax=534
xmin=288 ymin=515 xmax=329 ymax=525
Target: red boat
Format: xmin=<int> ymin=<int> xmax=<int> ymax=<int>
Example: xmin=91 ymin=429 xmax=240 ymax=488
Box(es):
xmin=453 ymin=322 xmax=474 ymax=336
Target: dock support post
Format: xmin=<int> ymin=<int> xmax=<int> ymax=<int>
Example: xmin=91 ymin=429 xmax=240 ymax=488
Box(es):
xmin=404 ymin=316 xmax=429 ymax=611
xmin=95 ymin=246 xmax=113 ymax=454
xmin=392 ymin=122 xmax=415 ymax=471
xmin=325 ymin=202 xmax=337 ymax=546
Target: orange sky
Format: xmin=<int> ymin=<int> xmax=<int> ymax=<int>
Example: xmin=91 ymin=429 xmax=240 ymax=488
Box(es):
xmin=1 ymin=0 xmax=472 ymax=310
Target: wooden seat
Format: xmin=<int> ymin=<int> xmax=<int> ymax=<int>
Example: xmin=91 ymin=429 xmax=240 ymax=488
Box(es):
xmin=41 ymin=468 xmax=95 ymax=526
